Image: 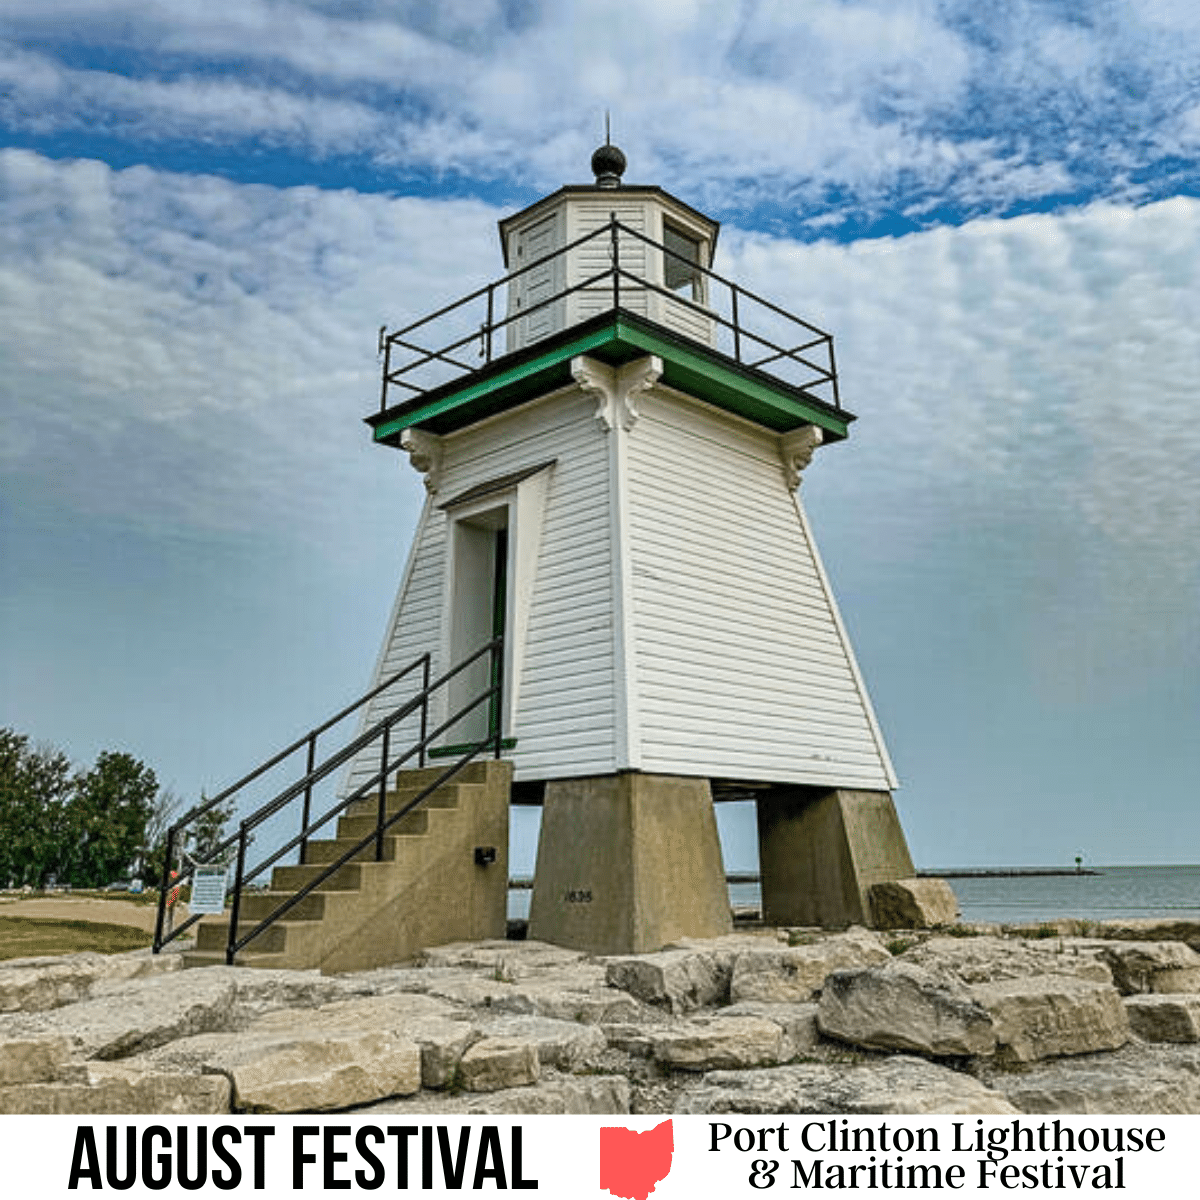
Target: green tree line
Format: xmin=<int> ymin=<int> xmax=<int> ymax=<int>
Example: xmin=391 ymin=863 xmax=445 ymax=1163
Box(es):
xmin=0 ymin=728 xmax=232 ymax=890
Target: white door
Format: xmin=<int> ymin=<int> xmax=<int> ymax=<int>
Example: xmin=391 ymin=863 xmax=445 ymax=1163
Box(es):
xmin=508 ymin=213 xmax=562 ymax=350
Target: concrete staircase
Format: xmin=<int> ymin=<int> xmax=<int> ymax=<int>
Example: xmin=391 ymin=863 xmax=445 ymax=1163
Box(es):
xmin=184 ymin=759 xmax=512 ymax=973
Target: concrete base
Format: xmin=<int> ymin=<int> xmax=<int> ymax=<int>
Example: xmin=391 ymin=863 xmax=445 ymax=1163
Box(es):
xmin=756 ymin=788 xmax=915 ymax=929
xmin=528 ymin=773 xmax=732 ymax=955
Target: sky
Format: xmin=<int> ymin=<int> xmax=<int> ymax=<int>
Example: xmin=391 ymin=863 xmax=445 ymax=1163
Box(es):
xmin=1 ymin=0 xmax=1198 ymax=875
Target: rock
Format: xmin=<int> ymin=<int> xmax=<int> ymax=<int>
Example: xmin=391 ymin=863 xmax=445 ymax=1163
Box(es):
xmin=471 ymin=1074 xmax=628 ymax=1114
xmin=0 ymin=969 xmax=239 ymax=1059
xmin=869 ymin=878 xmax=960 ymax=929
xmin=649 ymin=1016 xmax=784 ymax=1071
xmin=419 ymin=940 xmax=588 ymax=976
xmin=0 ymin=1034 xmax=73 ymax=1084
xmin=729 ymin=929 xmax=891 ymax=1004
xmin=818 ymin=963 xmax=996 ymax=1058
xmin=971 ymin=975 xmax=1129 ymax=1063
xmin=0 ymin=960 xmax=99 ymax=1013
xmin=1098 ymin=942 xmax=1200 ymax=995
xmin=362 ymin=1072 xmax=631 ymax=1115
xmin=421 ymin=976 xmax=535 ymax=1010
xmin=1095 ymin=919 xmax=1200 ymax=952
xmin=899 ymin=936 xmax=1112 ymax=985
xmin=677 ymin=1057 xmax=1018 ymax=1114
xmin=246 ymin=994 xmax=474 ymax=1090
xmin=601 ymin=1022 xmax=669 ymax=1057
xmin=0 ymin=949 xmax=186 ymax=1014
xmin=499 ymin=980 xmax=643 ymax=1025
xmin=1125 ymin=995 xmax=1200 ymax=1043
xmin=984 ymin=1044 xmax=1200 ymax=1114
xmin=721 ymin=1001 xmax=820 ymax=1060
xmin=457 ymin=1037 xmax=538 ymax=1092
xmin=0 ymin=1061 xmax=231 ymax=1114
xmin=479 ymin=1016 xmax=605 ymax=1072
xmin=208 ymin=1031 xmax=422 ymax=1112
xmin=605 ymin=950 xmax=726 ymax=1014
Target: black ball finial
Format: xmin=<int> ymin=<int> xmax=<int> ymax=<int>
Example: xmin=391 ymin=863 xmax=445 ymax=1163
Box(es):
xmin=591 ymin=141 xmax=626 ymax=188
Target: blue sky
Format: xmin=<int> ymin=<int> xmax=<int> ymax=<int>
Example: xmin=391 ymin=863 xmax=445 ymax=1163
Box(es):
xmin=1 ymin=0 xmax=1198 ymax=872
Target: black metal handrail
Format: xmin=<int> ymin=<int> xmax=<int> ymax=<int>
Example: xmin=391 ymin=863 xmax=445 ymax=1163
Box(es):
xmin=379 ymin=216 xmax=841 ymax=414
xmin=152 ymin=637 xmax=505 ymax=962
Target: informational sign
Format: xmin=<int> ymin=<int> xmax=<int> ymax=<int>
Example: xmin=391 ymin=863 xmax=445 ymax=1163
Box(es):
xmin=188 ymin=864 xmax=228 ymax=915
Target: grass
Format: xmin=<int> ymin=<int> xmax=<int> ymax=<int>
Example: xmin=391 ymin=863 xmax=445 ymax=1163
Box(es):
xmin=0 ymin=915 xmax=152 ymax=962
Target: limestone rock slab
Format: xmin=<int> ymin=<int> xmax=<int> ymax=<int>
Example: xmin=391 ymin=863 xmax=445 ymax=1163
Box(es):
xmin=1125 ymin=995 xmax=1200 ymax=1043
xmin=971 ymin=975 xmax=1129 ymax=1063
xmin=458 ymin=1037 xmax=538 ymax=1092
xmin=363 ymin=1072 xmax=630 ymax=1115
xmin=900 ymin=936 xmax=1111 ymax=986
xmin=210 ymin=1031 xmax=421 ymax=1112
xmin=0 ymin=969 xmax=239 ymax=1059
xmin=649 ymin=1016 xmax=784 ymax=1071
xmin=604 ymin=950 xmax=726 ymax=1014
xmin=986 ymin=1044 xmax=1200 ymax=1114
xmin=729 ymin=928 xmax=890 ymax=1004
xmin=869 ymin=878 xmax=960 ymax=929
xmin=419 ymin=940 xmax=588 ymax=977
xmin=0 ymin=1034 xmax=73 ymax=1085
xmin=479 ymin=1016 xmax=605 ymax=1072
xmin=721 ymin=1001 xmax=820 ymax=1060
xmin=497 ymin=980 xmax=643 ymax=1025
xmin=0 ymin=1061 xmax=231 ymax=1114
xmin=818 ymin=962 xmax=996 ymax=1057
xmin=677 ymin=1057 xmax=1018 ymax=1115
xmin=247 ymin=994 xmax=472 ymax=1090
xmin=1098 ymin=942 xmax=1200 ymax=995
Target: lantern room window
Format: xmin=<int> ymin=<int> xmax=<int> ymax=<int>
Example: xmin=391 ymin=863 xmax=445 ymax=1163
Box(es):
xmin=663 ymin=221 xmax=704 ymax=300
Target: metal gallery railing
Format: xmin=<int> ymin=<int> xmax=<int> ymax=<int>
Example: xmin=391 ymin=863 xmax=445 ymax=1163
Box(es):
xmin=379 ymin=216 xmax=841 ymax=414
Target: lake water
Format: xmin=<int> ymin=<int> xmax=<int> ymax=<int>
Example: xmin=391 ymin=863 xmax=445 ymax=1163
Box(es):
xmin=510 ymin=865 xmax=1200 ymax=924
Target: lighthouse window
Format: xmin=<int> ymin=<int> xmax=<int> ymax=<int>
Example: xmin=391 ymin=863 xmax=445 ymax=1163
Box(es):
xmin=663 ymin=222 xmax=703 ymax=298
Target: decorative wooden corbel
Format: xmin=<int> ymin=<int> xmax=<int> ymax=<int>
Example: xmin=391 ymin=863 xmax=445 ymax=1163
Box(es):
xmin=780 ymin=425 xmax=823 ymax=490
xmin=400 ymin=427 xmax=443 ymax=493
xmin=572 ymin=354 xmax=663 ymax=432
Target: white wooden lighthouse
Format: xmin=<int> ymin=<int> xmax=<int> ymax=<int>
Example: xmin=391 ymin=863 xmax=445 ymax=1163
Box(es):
xmin=353 ymin=142 xmax=916 ymax=953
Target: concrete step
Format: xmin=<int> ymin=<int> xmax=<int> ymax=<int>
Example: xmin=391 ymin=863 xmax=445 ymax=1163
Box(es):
xmin=182 ymin=948 xmax=293 ymax=970
xmin=335 ymin=812 xmax=446 ymax=846
xmin=196 ymin=917 xmax=291 ymax=955
xmin=304 ymin=826 xmax=428 ymax=863
xmin=344 ymin=785 xmax=462 ymax=822
xmin=237 ymin=888 xmax=355 ymax=922
xmin=270 ymin=860 xmax=362 ymax=894
xmin=391 ymin=760 xmax=495 ymax=789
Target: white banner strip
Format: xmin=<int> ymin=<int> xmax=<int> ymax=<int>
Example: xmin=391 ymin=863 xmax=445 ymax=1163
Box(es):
xmin=1 ymin=1113 xmax=1195 ymax=1196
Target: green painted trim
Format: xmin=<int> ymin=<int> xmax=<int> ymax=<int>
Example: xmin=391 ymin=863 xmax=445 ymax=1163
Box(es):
xmin=614 ymin=319 xmax=850 ymax=439
xmin=372 ymin=326 xmax=619 ymax=442
xmin=429 ymin=739 xmax=517 ymax=759
xmin=371 ymin=310 xmax=852 ymax=442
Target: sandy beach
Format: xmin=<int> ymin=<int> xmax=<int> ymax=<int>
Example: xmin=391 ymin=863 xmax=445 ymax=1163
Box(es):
xmin=0 ymin=895 xmax=167 ymax=933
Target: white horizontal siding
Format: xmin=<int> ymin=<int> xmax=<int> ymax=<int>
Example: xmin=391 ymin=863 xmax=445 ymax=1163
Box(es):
xmin=626 ymin=390 xmax=894 ymax=790
xmin=569 ymin=199 xmax=649 ymax=322
xmin=341 ymin=500 xmax=447 ymax=801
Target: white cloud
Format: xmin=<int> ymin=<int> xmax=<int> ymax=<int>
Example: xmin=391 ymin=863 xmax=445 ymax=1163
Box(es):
xmin=720 ymin=197 xmax=1200 ymax=694
xmin=3 ymin=152 xmax=1195 ymax=694
xmin=0 ymin=150 xmax=499 ymax=558
xmin=2 ymin=1 xmax=1197 ymax=217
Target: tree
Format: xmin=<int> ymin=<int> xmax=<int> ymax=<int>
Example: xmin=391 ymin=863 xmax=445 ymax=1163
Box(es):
xmin=0 ymin=728 xmax=169 ymax=889
xmin=0 ymin=729 xmax=73 ymax=887
xmin=187 ymin=792 xmax=237 ymax=867
xmin=62 ymin=751 xmax=160 ymax=889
